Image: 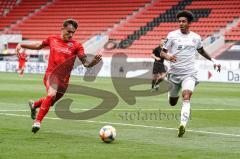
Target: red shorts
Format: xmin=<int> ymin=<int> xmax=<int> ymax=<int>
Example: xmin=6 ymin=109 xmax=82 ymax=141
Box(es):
xmin=43 ymin=74 xmax=69 ymax=94
xmin=18 ymin=62 xmax=25 ymax=69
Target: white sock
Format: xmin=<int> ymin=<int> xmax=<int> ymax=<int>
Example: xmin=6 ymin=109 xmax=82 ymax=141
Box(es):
xmin=180 ymin=100 xmax=191 ymax=127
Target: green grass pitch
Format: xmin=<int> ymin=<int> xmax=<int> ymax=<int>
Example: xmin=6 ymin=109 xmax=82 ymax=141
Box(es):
xmin=0 ymin=72 xmax=240 ymax=159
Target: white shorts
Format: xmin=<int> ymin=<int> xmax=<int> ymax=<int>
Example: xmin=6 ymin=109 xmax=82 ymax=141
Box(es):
xmin=168 ymin=74 xmax=198 ymax=98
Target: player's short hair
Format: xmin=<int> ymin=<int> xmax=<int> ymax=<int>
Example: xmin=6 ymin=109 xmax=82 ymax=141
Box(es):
xmin=176 ymin=10 xmax=194 ymax=23
xmin=63 ymin=19 xmax=78 ymax=29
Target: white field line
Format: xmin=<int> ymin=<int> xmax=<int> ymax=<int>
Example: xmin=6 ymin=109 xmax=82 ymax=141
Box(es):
xmin=1 ymin=108 xmax=240 ymax=112
xmin=0 ymin=112 xmax=240 ymax=137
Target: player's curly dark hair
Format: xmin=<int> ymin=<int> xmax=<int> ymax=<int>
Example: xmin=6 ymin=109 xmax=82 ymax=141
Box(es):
xmin=63 ymin=19 xmax=78 ymax=29
xmin=176 ymin=10 xmax=194 ymax=23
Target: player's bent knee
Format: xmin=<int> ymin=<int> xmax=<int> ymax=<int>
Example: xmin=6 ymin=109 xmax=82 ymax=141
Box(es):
xmin=47 ymin=87 xmax=58 ymax=97
xmin=182 ymin=90 xmax=192 ymax=101
xmin=48 ymin=92 xmax=57 ymax=97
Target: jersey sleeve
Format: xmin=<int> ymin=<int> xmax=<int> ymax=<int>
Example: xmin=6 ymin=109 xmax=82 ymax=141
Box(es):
xmin=76 ymin=43 xmax=86 ymax=59
xmin=42 ymin=36 xmax=51 ymax=46
xmin=163 ymin=32 xmax=174 ymax=51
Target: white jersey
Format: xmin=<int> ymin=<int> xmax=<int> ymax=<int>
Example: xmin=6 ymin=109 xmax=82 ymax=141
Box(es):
xmin=163 ymin=29 xmax=203 ymax=75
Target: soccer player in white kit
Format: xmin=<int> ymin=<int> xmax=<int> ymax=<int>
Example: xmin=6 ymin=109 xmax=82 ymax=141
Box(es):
xmin=160 ymin=10 xmax=221 ymax=137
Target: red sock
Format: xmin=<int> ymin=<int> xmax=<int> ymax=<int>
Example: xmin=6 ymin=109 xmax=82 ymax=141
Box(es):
xmin=33 ymin=98 xmax=45 ymax=108
xmin=36 ymin=96 xmax=54 ymax=123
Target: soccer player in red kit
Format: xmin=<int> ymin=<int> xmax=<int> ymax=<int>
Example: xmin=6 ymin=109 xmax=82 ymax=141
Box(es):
xmin=17 ymin=49 xmax=27 ymax=77
xmin=15 ymin=19 xmax=102 ymax=133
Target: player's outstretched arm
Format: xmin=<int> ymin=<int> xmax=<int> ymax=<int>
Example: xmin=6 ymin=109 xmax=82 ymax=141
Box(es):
xmin=197 ymin=47 xmax=221 ymax=72
xmin=80 ymin=55 xmax=102 ymax=68
xmin=15 ymin=42 xmax=45 ymax=55
xmin=197 ymin=47 xmax=212 ymax=60
xmin=160 ymin=48 xmax=176 ymax=62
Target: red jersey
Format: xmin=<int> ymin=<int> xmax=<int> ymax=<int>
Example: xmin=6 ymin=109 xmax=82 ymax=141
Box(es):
xmin=18 ymin=52 xmax=27 ymax=63
xmin=42 ymin=35 xmax=85 ymax=82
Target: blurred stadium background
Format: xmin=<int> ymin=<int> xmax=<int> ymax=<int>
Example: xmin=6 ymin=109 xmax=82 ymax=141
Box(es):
xmin=0 ymin=0 xmax=240 ymax=159
xmin=0 ymin=0 xmax=240 ymax=82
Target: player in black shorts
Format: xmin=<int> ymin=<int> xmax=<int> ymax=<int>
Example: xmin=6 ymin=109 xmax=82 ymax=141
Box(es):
xmin=151 ymin=39 xmax=166 ymax=91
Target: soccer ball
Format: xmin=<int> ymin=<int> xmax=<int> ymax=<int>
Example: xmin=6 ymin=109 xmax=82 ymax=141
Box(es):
xmin=99 ymin=125 xmax=116 ymax=143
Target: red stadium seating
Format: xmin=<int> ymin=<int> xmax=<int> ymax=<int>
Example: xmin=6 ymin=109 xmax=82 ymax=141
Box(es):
xmin=186 ymin=0 xmax=240 ymax=42
xmin=9 ymin=0 xmax=151 ymax=42
xmin=225 ymin=22 xmax=240 ymax=41
xmin=2 ymin=0 xmax=240 ymax=58
xmin=104 ymin=0 xmax=240 ymax=57
xmin=0 ymin=0 xmax=49 ymax=30
xmin=109 ymin=0 xmax=180 ymax=40
xmin=0 ymin=0 xmax=17 ymax=16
